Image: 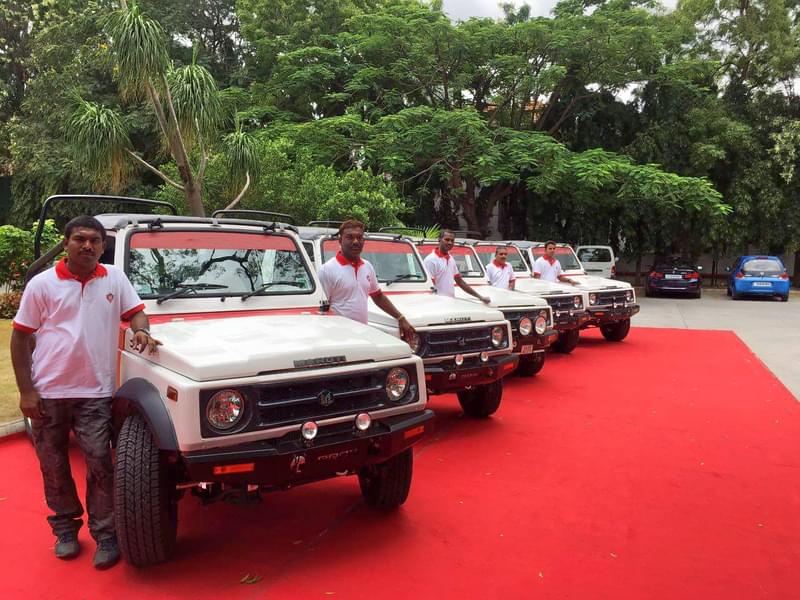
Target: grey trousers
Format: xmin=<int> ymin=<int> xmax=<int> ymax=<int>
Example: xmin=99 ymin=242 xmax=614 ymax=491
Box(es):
xmin=30 ymin=397 xmax=115 ymax=541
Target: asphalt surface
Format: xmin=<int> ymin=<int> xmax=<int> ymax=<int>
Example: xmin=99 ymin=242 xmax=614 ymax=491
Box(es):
xmin=632 ymin=287 xmax=800 ymax=400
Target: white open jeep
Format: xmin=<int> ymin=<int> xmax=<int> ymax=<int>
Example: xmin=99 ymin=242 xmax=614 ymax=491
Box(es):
xmin=300 ymin=228 xmax=518 ymax=418
xmin=28 ymin=196 xmax=433 ymax=567
xmin=471 ymin=242 xmax=590 ymax=354
xmin=415 ymin=240 xmax=557 ymax=377
xmin=518 ymin=241 xmax=640 ymax=342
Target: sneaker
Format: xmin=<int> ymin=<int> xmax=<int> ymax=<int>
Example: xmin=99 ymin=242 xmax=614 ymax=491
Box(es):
xmin=93 ymin=537 xmax=120 ymax=570
xmin=54 ymin=533 xmax=80 ymax=560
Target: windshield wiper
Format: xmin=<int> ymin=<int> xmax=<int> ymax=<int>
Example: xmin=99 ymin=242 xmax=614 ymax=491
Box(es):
xmin=240 ymin=281 xmax=304 ymax=301
xmin=382 ymin=273 xmax=420 ymax=286
xmin=155 ymin=283 xmax=229 ymax=305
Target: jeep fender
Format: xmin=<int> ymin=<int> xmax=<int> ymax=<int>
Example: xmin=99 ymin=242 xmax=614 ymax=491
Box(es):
xmin=112 ymin=378 xmax=178 ymax=452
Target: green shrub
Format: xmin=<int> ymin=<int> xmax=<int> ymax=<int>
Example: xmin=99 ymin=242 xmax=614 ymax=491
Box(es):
xmin=0 ymin=292 xmax=22 ymax=319
xmin=0 ymin=220 xmax=61 ymax=291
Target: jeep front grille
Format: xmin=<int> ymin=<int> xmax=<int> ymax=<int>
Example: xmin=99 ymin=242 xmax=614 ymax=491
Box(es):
xmin=596 ymin=290 xmax=630 ymax=306
xmin=543 ymin=295 xmax=574 ymax=312
xmin=423 ymin=326 xmax=495 ymax=357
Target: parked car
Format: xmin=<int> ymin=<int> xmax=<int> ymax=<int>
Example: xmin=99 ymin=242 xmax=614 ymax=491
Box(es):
xmin=26 ymin=196 xmax=434 ymax=567
xmin=575 ymin=245 xmax=618 ymax=278
xmin=727 ymin=255 xmax=791 ymax=301
xmin=645 ymin=257 xmax=703 ymax=298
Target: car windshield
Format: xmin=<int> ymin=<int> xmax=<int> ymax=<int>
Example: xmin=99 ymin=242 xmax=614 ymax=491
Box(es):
xmin=742 ymin=259 xmax=783 ymax=274
xmin=578 ymin=247 xmax=612 ymax=262
xmin=417 ymin=244 xmax=485 ymax=276
xmin=322 ymin=238 xmax=427 ymax=282
xmin=473 ymin=245 xmax=529 ymax=272
xmin=127 ymin=230 xmax=314 ymax=298
xmin=531 ymin=247 xmax=583 ymax=271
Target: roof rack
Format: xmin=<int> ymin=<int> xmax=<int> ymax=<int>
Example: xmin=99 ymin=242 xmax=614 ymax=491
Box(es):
xmin=378 ymin=226 xmax=426 ymax=236
xmin=307 ymin=220 xmax=344 ymax=228
xmin=34 ymin=194 xmax=178 ymax=259
xmin=212 ymin=209 xmax=296 ymax=225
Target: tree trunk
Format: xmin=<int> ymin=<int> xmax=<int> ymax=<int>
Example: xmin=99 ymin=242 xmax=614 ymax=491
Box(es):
xmin=459 ymin=176 xmax=481 ymax=235
xmin=185 ymin=182 xmax=204 ymax=217
xmin=635 ymin=253 xmax=642 ymax=287
xmin=793 ymin=248 xmax=800 ymax=288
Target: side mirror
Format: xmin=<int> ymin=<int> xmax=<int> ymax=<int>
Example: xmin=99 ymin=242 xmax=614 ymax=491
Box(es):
xmin=725 ymin=266 xmax=731 ymax=272
xmin=697 ymin=265 xmax=703 ymax=271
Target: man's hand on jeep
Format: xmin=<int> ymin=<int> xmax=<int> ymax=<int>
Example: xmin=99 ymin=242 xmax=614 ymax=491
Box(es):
xmin=480 ymin=295 xmax=491 ymax=304
xmin=398 ymin=316 xmax=416 ymax=341
xmin=20 ymin=390 xmax=44 ymax=419
xmin=131 ymin=330 xmax=163 ymax=355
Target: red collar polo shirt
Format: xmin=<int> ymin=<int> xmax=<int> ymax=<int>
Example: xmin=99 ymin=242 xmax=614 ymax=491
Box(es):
xmin=12 ymin=259 xmax=145 ymax=399
xmin=486 ymin=259 xmax=516 ymax=289
xmin=423 ymin=248 xmax=461 ymax=297
xmin=533 ymin=255 xmax=563 ymax=283
xmin=317 ymin=251 xmax=381 ymax=324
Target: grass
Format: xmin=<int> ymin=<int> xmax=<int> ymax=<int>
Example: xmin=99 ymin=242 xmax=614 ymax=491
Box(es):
xmin=0 ymin=320 xmax=21 ymax=423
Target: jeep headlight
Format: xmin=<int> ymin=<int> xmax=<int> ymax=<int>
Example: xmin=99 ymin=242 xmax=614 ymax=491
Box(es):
xmin=626 ymin=290 xmax=633 ymax=302
xmin=405 ymin=331 xmax=422 ymax=354
xmin=518 ymin=317 xmax=533 ymax=336
xmin=589 ymin=293 xmax=598 ymax=306
xmin=206 ymin=389 xmax=245 ymax=431
xmin=539 ymin=309 xmax=549 ymax=325
xmin=491 ymin=325 xmax=505 ymax=347
xmin=573 ymin=295 xmax=583 ymax=309
xmin=386 ymin=368 xmax=409 ymax=401
xmin=534 ymin=315 xmax=547 ymax=335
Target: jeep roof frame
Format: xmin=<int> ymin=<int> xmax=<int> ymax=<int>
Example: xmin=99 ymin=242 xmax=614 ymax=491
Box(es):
xmin=211 ymin=209 xmax=297 ymax=225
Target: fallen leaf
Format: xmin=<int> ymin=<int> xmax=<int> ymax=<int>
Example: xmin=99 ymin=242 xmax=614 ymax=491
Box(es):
xmin=610 ymin=552 xmax=618 ymax=559
xmin=240 ymin=574 xmax=262 ymax=585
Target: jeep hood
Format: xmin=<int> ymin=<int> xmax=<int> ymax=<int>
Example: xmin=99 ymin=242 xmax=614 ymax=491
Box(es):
xmin=513 ymin=278 xmax=581 ymax=296
xmin=566 ymin=274 xmax=632 ymax=291
xmin=139 ymin=315 xmax=411 ymax=381
xmin=456 ymin=283 xmax=548 ymax=309
xmin=368 ymin=293 xmax=504 ymax=328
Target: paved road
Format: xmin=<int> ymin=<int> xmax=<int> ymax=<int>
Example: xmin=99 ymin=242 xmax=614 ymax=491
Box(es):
xmin=632 ymin=288 xmax=800 ymax=400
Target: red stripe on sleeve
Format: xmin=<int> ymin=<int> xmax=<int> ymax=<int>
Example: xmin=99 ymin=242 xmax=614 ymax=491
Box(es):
xmin=12 ymin=321 xmax=37 ymax=333
xmin=368 ymin=290 xmax=383 ymax=298
xmin=121 ymin=303 xmax=145 ymax=321
xmin=454 ymin=273 xmax=462 ymax=279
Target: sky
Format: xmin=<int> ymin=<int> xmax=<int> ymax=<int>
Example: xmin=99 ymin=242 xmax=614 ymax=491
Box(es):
xmin=441 ymin=0 xmax=677 ymax=21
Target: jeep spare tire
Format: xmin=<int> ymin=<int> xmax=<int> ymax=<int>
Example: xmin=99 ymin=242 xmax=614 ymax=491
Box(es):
xmin=359 ymin=448 xmax=413 ymax=509
xmin=457 ymin=379 xmax=503 ymax=418
xmin=552 ymin=329 xmax=580 ymax=353
xmin=115 ymin=414 xmax=178 ymax=567
xmin=600 ymin=318 xmax=631 ymax=342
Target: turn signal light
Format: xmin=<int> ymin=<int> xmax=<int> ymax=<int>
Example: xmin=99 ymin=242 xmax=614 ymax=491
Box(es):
xmin=736 ymin=272 xmax=745 ymax=279
xmin=213 ymin=463 xmax=254 ymax=475
xmin=650 ymin=271 xmax=663 ymax=279
xmin=780 ymin=273 xmax=789 ymax=280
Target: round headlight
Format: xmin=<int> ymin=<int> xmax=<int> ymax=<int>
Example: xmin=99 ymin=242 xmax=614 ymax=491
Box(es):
xmin=301 ymin=421 xmax=318 ymax=440
xmin=573 ymin=295 xmax=582 ymax=309
xmin=491 ymin=325 xmax=505 ymax=347
xmin=626 ymin=290 xmax=633 ymax=301
xmin=480 ymin=351 xmax=489 ymax=362
xmin=386 ymin=368 xmax=409 ymax=401
xmin=534 ymin=315 xmax=547 ymax=334
xmin=589 ymin=293 xmax=598 ymax=305
xmin=405 ymin=332 xmax=422 ymax=354
xmin=539 ymin=309 xmax=549 ymax=324
xmin=206 ymin=389 xmax=245 ymax=431
xmin=518 ymin=317 xmax=533 ymax=336
xmin=355 ymin=413 xmax=371 ymax=431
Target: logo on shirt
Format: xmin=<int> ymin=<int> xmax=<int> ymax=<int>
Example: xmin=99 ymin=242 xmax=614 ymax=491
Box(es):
xmin=106 ymin=293 xmax=114 ymax=303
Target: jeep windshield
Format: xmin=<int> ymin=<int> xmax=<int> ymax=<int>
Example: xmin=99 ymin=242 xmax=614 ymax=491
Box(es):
xmin=127 ymin=230 xmax=314 ymax=299
xmin=474 ymin=245 xmax=529 ymax=273
xmin=322 ymin=238 xmax=427 ymax=283
xmin=530 ymin=247 xmax=583 ymax=271
xmin=417 ymin=244 xmax=485 ymax=277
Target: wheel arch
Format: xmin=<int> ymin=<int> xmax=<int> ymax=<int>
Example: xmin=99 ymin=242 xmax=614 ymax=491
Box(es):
xmin=113 ymin=378 xmax=179 ymax=452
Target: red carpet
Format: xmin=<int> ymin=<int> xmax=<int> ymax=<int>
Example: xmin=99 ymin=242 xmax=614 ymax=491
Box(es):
xmin=1 ymin=328 xmax=799 ymax=599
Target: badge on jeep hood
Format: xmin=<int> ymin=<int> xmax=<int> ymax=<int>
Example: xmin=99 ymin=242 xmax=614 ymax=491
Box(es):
xmin=294 ymin=355 xmax=346 ymax=368
xmin=445 ymin=316 xmax=472 ymax=323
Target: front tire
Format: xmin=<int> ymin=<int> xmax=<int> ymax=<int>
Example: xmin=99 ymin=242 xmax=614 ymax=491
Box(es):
xmin=115 ymin=414 xmax=178 ymax=567
xmin=600 ymin=318 xmax=631 ymax=342
xmin=517 ymin=352 xmax=546 ymax=377
xmin=780 ymin=294 xmax=789 ymax=302
xmin=552 ymin=329 xmax=580 ymax=353
xmin=358 ymin=448 xmax=413 ymax=509
xmin=457 ymin=379 xmax=503 ymax=418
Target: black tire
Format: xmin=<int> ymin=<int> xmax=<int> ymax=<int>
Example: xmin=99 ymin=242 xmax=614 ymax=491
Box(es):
xmin=731 ymin=287 xmax=740 ymax=300
xmin=457 ymin=379 xmax=503 ymax=418
xmin=693 ymin=290 xmax=702 ymax=299
xmin=115 ymin=414 xmax=178 ymax=567
xmin=600 ymin=318 xmax=631 ymax=342
xmin=552 ymin=329 xmax=580 ymax=354
xmin=780 ymin=294 xmax=789 ymax=302
xmin=726 ymin=287 xmax=732 ymax=297
xmin=358 ymin=448 xmax=413 ymax=509
xmin=644 ymin=286 xmax=653 ymax=297
xmin=517 ymin=352 xmax=546 ymax=377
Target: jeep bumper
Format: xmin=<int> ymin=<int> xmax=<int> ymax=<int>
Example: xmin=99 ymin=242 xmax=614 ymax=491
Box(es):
xmin=181 ymin=410 xmax=434 ymax=487
xmin=424 ymin=354 xmax=519 ymax=394
xmin=512 ymin=329 xmax=559 ymax=354
xmin=583 ymin=304 xmax=640 ymax=327
xmin=552 ymin=311 xmax=591 ymax=331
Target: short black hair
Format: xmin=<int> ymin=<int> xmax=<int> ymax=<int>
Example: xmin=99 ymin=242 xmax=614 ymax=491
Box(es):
xmin=439 ymin=229 xmax=455 ymax=240
xmin=64 ymin=215 xmax=107 ymax=241
xmin=339 ymin=218 xmax=365 ymax=237
xmin=495 ymin=244 xmax=511 ymax=255
xmin=544 ymin=240 xmax=557 ymax=248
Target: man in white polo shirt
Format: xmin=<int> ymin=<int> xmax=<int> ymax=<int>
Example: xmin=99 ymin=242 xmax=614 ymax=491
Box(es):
xmin=423 ymin=229 xmax=490 ymax=303
xmin=533 ymin=240 xmax=578 ymax=285
xmin=10 ymin=215 xmax=160 ymax=569
xmin=486 ymin=245 xmax=516 ymax=290
xmin=318 ymin=219 xmax=415 ymax=341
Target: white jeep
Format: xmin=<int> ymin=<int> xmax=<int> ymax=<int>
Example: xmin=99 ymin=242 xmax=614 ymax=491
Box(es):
xmin=300 ymin=229 xmax=518 ymax=418
xmin=471 ymin=242 xmax=590 ymax=354
xmin=516 ymin=241 xmax=640 ymax=342
xmin=415 ymin=240 xmax=557 ymax=377
xmin=27 ymin=195 xmax=434 ymax=567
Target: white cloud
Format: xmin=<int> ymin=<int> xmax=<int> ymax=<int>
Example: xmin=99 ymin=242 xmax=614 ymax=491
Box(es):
xmin=441 ymin=0 xmax=677 ymax=21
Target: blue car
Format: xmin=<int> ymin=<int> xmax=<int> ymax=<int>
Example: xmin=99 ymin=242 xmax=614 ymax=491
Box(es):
xmin=728 ymin=256 xmax=791 ymax=302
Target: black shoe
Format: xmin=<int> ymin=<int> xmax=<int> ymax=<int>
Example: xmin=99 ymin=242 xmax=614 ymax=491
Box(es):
xmin=93 ymin=537 xmax=120 ymax=570
xmin=55 ymin=533 xmax=80 ymax=560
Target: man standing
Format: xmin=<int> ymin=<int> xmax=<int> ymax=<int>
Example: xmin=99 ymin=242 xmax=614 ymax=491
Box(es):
xmin=10 ymin=216 xmax=160 ymax=569
xmin=423 ymin=230 xmax=491 ymax=303
xmin=533 ymin=241 xmax=577 ymax=285
xmin=318 ymin=219 xmax=416 ymax=341
xmin=486 ymin=245 xmax=516 ymax=290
